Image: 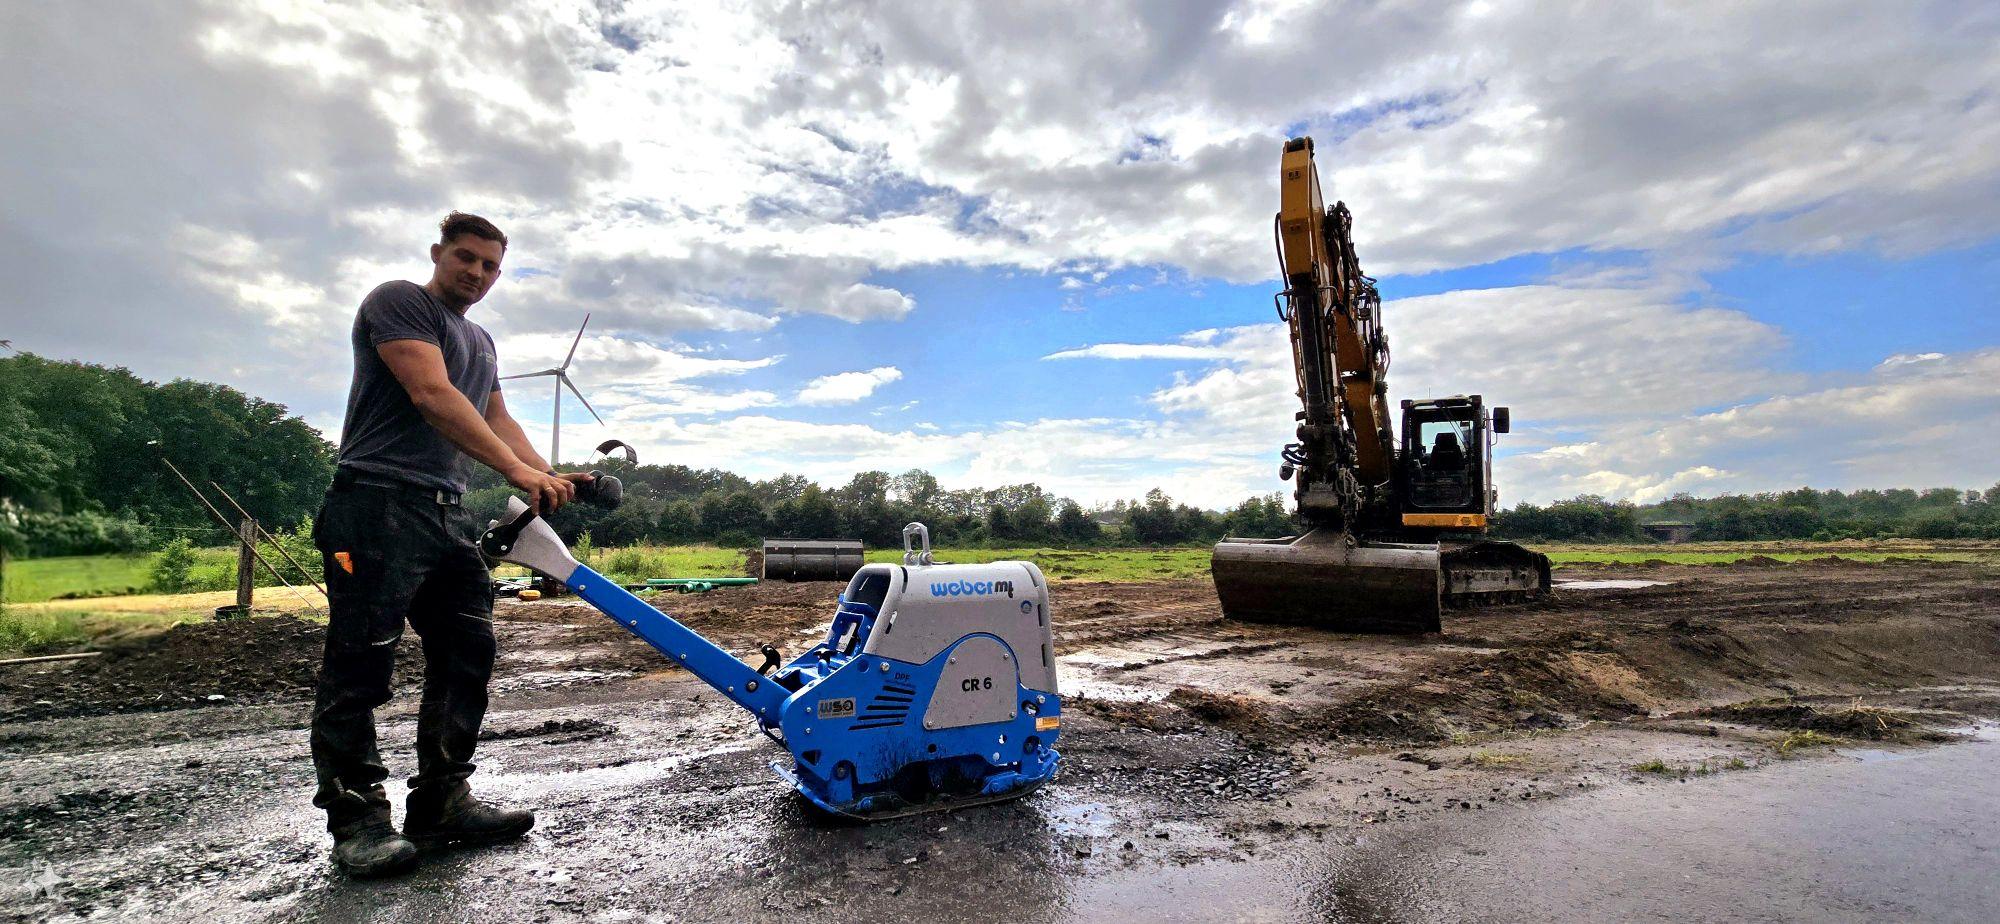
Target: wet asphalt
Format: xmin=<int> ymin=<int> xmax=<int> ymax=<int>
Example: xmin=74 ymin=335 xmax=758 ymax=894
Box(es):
xmin=7 ymin=691 xmax=1998 ymax=924
xmin=0 ymin=675 xmax=1302 ymax=924
xmin=1327 ymin=734 xmax=2000 ymax=923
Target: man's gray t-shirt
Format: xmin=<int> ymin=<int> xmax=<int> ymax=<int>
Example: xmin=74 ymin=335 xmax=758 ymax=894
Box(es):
xmin=335 ymin=281 xmax=500 ymax=493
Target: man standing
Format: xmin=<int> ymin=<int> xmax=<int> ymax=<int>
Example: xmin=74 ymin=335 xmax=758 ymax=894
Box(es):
xmin=312 ymin=212 xmax=587 ymax=877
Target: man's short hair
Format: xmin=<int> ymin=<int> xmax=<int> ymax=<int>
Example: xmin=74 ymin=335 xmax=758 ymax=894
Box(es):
xmin=439 ymin=211 xmax=508 ymax=250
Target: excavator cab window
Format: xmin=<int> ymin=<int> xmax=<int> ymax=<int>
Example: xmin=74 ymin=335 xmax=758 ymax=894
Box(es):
xmin=1403 ymin=408 xmax=1481 ymax=511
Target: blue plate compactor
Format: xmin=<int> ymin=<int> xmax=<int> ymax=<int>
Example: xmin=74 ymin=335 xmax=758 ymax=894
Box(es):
xmin=482 ymin=499 xmax=1062 ymax=820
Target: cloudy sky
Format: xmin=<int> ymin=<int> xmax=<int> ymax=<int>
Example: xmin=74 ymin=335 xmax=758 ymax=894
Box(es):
xmin=4 ymin=1 xmax=1997 ymax=508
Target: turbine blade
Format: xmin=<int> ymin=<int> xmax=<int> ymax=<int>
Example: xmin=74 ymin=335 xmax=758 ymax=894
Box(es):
xmin=499 ymin=369 xmax=560 ymax=381
xmin=562 ymin=375 xmax=605 ymax=425
xmin=560 ymin=313 xmax=590 ymax=370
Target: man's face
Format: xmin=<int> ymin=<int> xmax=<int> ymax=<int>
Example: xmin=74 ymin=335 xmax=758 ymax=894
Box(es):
xmin=429 ymin=235 xmax=505 ymax=308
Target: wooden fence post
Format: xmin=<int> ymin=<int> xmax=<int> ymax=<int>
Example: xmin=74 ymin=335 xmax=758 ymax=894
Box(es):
xmin=236 ymin=517 xmax=257 ymax=611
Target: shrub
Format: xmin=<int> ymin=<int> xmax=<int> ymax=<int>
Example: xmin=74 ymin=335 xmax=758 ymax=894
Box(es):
xmin=149 ymin=537 xmax=197 ymax=593
xmin=270 ymin=517 xmax=323 ymax=585
xmin=603 ymin=547 xmax=662 ymax=577
xmin=16 ymin=510 xmax=156 ymax=557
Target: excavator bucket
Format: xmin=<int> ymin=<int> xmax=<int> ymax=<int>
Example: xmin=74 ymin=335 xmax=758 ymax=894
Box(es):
xmin=1212 ymin=530 xmax=1444 ymax=633
xmin=1212 ymin=532 xmax=1554 ymax=633
xmin=1438 ymin=539 xmax=1552 ymax=603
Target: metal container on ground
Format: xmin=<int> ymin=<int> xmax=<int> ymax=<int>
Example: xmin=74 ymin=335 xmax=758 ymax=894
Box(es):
xmin=762 ymin=538 xmax=864 ymax=582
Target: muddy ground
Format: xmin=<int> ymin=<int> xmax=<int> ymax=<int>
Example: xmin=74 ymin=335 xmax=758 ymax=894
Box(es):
xmin=1 ymin=558 xmax=1997 ymax=922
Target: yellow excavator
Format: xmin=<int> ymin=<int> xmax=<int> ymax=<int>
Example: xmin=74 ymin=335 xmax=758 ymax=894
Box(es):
xmin=1211 ymin=136 xmax=1550 ymax=633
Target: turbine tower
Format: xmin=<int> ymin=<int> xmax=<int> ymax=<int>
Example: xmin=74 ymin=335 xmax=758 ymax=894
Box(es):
xmin=499 ymin=313 xmax=604 ymax=465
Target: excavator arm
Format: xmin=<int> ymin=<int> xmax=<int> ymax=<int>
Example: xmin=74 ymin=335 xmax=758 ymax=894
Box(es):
xmin=1275 ymin=138 xmax=1395 ymax=528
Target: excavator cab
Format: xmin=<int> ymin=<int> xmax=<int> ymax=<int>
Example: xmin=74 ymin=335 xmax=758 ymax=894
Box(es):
xmin=1398 ymin=396 xmax=1505 ymax=527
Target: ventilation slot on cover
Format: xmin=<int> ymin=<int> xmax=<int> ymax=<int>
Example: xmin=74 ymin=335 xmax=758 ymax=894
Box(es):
xmin=850 ymin=682 xmax=916 ymax=730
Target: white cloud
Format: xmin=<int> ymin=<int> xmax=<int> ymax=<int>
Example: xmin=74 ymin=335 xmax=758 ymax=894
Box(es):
xmin=796 ymin=366 xmax=903 ymax=406
xmin=821 ymin=283 xmax=915 ymax=323
xmin=1039 ymin=283 xmax=2000 ymax=505
xmin=4 ymin=1 xmax=1995 ymax=503
xmin=1508 ymin=348 xmax=2000 ymax=502
xmin=489 ymin=333 xmax=782 ymax=455
xmin=523 ymin=333 xmax=2000 ymax=507
xmin=1044 ymin=342 xmax=1234 ymax=361
xmin=495 ymin=333 xmax=777 ymax=385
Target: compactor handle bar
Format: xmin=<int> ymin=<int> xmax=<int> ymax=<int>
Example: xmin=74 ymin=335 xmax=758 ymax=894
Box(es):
xmin=479 ymin=492 xmax=788 ymax=721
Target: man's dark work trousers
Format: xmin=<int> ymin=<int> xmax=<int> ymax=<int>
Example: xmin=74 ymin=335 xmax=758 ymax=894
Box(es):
xmin=309 ymin=482 xmax=495 ymax=829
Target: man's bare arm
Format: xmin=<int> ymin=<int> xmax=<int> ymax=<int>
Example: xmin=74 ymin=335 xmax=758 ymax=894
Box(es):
xmin=485 ymin=392 xmax=595 ymax=495
xmin=484 ymin=390 xmax=552 ymax=472
xmin=376 ymin=339 xmax=574 ymax=511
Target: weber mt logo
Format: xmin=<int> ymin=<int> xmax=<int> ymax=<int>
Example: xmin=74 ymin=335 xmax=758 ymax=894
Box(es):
xmin=929 ymin=579 xmax=1014 ymax=598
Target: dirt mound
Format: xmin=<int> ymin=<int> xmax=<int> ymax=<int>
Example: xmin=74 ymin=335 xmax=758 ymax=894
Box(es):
xmin=1736 ymin=555 xmax=1787 ymax=567
xmin=1306 ymin=643 xmax=1648 ymax=743
xmin=478 ymin=717 xmax=617 ymax=743
xmin=1167 ymin=688 xmax=1267 ymax=730
xmin=0 ymin=616 xmax=423 ymax=723
xmin=1690 ymin=700 xmax=1945 ymax=742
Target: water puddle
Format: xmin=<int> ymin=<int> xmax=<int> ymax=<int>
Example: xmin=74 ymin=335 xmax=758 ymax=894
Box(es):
xmin=490 ymin=668 xmax=631 ymax=693
xmin=1063 ymin=852 xmax=1314 ymax=922
xmin=1059 ymin=653 xmax=1170 ymax=702
xmin=1555 ymin=579 xmax=1669 ymax=590
xmin=1063 ymin=676 xmax=1169 ymax=703
xmin=484 ymin=739 xmax=766 ymax=799
xmin=1839 ymin=722 xmax=2000 ymax=763
xmin=1044 ymin=799 xmax=1117 ymax=838
xmin=1948 ymin=721 xmax=2000 ymax=742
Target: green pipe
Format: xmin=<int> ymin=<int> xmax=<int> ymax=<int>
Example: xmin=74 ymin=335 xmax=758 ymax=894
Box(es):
xmin=644 ymin=577 xmax=759 ymax=587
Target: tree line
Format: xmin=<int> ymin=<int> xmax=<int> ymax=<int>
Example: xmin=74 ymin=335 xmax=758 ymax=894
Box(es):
xmin=1493 ymin=486 xmax=2000 ymax=542
xmin=0 ymin=354 xmax=334 ymax=557
xmin=462 ymin=467 xmax=1296 ymax=549
xmin=0 ymin=354 xmax=1292 ymax=556
xmin=5 ymin=355 xmax=1997 ymax=556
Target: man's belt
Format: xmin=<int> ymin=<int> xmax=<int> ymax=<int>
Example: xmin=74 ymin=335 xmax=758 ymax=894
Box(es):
xmin=331 ymin=468 xmax=462 ymax=506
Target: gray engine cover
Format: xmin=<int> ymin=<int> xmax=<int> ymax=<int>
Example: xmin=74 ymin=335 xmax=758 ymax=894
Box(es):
xmin=922 ymin=635 xmax=1020 ymax=730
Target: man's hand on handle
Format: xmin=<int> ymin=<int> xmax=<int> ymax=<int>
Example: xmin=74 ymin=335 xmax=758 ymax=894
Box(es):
xmin=507 ymin=466 xmax=593 ymax=513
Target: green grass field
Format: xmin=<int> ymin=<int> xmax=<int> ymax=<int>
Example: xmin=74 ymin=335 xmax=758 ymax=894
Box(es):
xmin=2 ymin=548 xmax=251 ymax=605
xmin=0 ymin=607 xmax=201 ymax=655
xmin=5 ymin=538 xmax=1994 ymax=655
xmin=499 ymin=544 xmax=755 ymax=582
xmin=864 ymin=546 xmax=1214 ymax=581
xmin=12 ymin=539 xmax=1996 ymax=606
xmin=1537 ymin=541 xmax=2000 ymax=567
xmin=3 ymin=553 xmax=155 ymax=604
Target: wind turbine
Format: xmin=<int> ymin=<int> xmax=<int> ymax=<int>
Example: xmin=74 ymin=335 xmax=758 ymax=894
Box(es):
xmin=500 ymin=314 xmax=604 ymax=465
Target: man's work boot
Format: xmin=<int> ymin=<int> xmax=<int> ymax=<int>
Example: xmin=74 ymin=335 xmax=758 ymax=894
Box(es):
xmin=404 ymin=783 xmax=535 ymax=848
xmin=329 ymin=815 xmax=419 ymax=878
